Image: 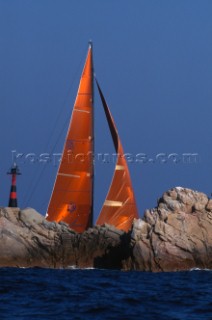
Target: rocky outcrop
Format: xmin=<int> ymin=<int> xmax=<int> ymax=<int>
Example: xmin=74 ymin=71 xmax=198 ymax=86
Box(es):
xmin=0 ymin=207 xmax=130 ymax=269
xmin=0 ymin=187 xmax=212 ymax=271
xmin=131 ymin=187 xmax=212 ymax=271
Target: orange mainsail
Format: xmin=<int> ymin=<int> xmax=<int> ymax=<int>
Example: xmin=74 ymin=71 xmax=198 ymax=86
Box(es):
xmin=95 ymin=81 xmax=139 ymax=232
xmin=46 ymin=45 xmax=94 ymax=233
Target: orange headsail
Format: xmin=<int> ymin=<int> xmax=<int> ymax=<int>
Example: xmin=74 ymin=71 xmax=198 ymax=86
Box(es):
xmin=46 ymin=45 xmax=94 ymax=233
xmin=95 ymin=81 xmax=139 ymax=232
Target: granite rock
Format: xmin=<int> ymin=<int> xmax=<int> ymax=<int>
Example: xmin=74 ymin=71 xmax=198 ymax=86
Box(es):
xmin=0 ymin=187 xmax=212 ymax=271
xmin=131 ymin=187 xmax=212 ymax=271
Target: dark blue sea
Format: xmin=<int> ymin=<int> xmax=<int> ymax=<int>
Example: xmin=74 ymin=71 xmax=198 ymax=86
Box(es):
xmin=0 ymin=268 xmax=211 ymax=320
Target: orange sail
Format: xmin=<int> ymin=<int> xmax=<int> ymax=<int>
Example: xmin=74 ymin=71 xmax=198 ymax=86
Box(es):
xmin=46 ymin=45 xmax=94 ymax=233
xmin=96 ymin=81 xmax=139 ymax=232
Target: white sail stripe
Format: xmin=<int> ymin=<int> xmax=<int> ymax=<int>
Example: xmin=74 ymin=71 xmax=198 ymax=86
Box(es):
xmin=115 ymin=165 xmax=125 ymax=170
xmin=74 ymin=108 xmax=90 ymax=113
xmin=58 ymin=173 xmax=80 ymax=178
xmin=104 ymin=200 xmax=123 ymax=207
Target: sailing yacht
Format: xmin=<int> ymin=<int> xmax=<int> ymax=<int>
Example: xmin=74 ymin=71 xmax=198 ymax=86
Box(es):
xmin=46 ymin=44 xmax=139 ymax=233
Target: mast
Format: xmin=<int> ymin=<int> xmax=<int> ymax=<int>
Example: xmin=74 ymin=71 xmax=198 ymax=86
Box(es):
xmin=95 ymin=80 xmax=139 ymax=232
xmin=89 ymin=41 xmax=94 ymax=229
xmin=7 ymin=163 xmax=21 ymax=207
xmin=47 ymin=44 xmax=94 ymax=233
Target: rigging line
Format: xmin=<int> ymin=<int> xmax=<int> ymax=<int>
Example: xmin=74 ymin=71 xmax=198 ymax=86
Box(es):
xmin=23 ymin=46 xmax=88 ymax=209
xmin=24 ymin=113 xmax=70 ymax=210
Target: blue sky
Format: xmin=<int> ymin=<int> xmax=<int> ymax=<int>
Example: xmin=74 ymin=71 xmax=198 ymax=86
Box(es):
xmin=0 ymin=0 xmax=212 ymax=221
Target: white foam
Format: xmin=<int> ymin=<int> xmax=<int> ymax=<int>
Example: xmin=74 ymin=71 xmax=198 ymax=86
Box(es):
xmin=66 ymin=266 xmax=95 ymax=270
xmin=189 ymin=268 xmax=212 ymax=271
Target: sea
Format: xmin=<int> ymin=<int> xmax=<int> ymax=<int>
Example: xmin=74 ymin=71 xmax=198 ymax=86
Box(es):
xmin=0 ymin=268 xmax=211 ymax=320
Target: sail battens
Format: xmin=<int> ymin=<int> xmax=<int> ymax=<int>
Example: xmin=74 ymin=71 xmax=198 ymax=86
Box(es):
xmin=104 ymin=200 xmax=123 ymax=207
xmin=66 ymin=138 xmax=93 ymax=143
xmin=95 ymin=80 xmax=139 ymax=232
xmin=47 ymin=45 xmax=94 ymax=233
xmin=47 ymin=44 xmax=138 ymax=234
xmin=74 ymin=109 xmax=90 ymax=113
xmin=115 ymin=165 xmax=124 ymax=170
xmin=58 ymin=173 xmax=80 ymax=178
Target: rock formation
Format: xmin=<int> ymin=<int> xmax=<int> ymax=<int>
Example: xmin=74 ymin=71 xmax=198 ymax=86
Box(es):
xmin=0 ymin=187 xmax=212 ymax=271
xmin=131 ymin=187 xmax=212 ymax=271
xmin=0 ymin=207 xmax=130 ymax=269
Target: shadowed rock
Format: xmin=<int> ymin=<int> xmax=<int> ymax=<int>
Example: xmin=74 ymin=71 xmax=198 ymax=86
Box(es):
xmin=0 ymin=187 xmax=212 ymax=271
xmin=0 ymin=207 xmax=130 ymax=269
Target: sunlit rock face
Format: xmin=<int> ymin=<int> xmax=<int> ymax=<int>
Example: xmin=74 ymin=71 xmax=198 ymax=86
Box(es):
xmin=0 ymin=187 xmax=212 ymax=272
xmin=131 ymin=187 xmax=212 ymax=271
